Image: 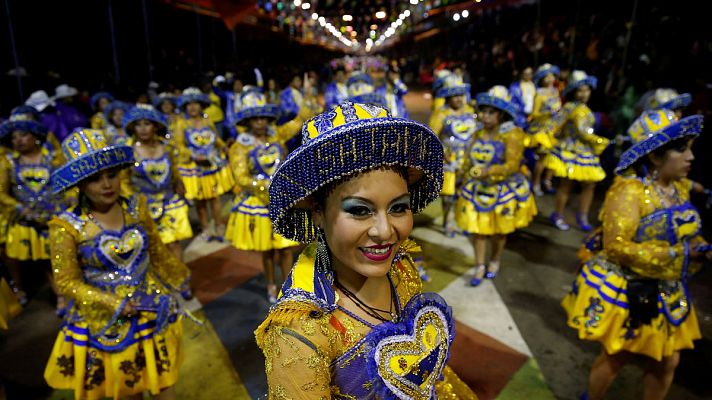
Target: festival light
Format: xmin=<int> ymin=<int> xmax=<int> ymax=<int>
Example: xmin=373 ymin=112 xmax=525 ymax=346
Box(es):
xmin=375 ymin=11 xmax=387 ymax=19
xmin=453 ymin=13 xmax=461 ymax=21
xmin=301 ymin=2 xmax=310 ymax=10
xmin=311 ymin=13 xmax=318 ymax=20
xmin=462 ymin=10 xmax=469 ymax=18
xmin=343 ymin=14 xmax=353 ymax=22
xmin=293 ymin=0 xmax=301 ymax=7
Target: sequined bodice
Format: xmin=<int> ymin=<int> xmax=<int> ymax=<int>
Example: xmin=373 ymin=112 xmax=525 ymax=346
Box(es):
xmin=468 ymin=133 xmax=505 ymax=168
xmin=248 ymin=142 xmax=285 ymax=179
xmin=184 ymin=125 xmax=217 ymax=155
xmin=536 ymin=88 xmax=562 ymax=117
xmin=9 ymin=154 xmax=58 ymax=215
xmin=635 ymin=200 xmax=701 ymax=245
xmin=131 ymin=153 xmax=173 ymax=195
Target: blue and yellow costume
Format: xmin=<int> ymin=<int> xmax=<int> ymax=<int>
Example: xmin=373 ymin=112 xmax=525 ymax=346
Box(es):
xmin=225 ymin=92 xmax=308 ymax=251
xmin=174 ymin=88 xmax=234 ymax=201
xmin=103 ymin=101 xmax=131 ymax=146
xmin=153 ymin=92 xmax=183 ymax=137
xmin=0 ymin=116 xmax=66 ymax=261
xmin=543 ymin=71 xmax=609 ymax=182
xmin=258 ymin=102 xmax=477 ymax=399
xmin=376 ymin=75 xmax=409 ymax=118
xmin=90 ymin=92 xmax=114 ymax=130
xmin=509 ymin=77 xmax=536 ymax=117
xmin=324 ymin=77 xmax=348 ymax=110
xmin=122 ymin=105 xmax=193 ymax=245
xmin=562 ymin=115 xmax=705 ymax=361
xmin=455 ymin=87 xmax=537 ymax=235
xmin=528 ymin=64 xmax=562 ymax=150
xmin=345 ymin=72 xmax=389 ymax=108
xmin=44 ymin=129 xmax=191 ymax=399
xmin=428 ymin=75 xmax=477 ymax=197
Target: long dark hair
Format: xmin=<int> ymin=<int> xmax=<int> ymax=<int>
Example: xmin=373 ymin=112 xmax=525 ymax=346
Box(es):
xmin=633 ymin=137 xmax=692 ymax=177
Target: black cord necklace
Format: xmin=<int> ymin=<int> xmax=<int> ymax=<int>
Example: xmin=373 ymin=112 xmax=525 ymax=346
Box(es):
xmin=334 ymin=274 xmax=400 ymax=323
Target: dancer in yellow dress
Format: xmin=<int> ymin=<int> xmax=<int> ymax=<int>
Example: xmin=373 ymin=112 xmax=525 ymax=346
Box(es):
xmin=174 ymin=87 xmax=235 ymax=240
xmin=123 ymin=105 xmax=193 ymax=261
xmin=44 ymin=128 xmax=191 ymax=400
xmin=528 ymin=63 xmax=562 ymax=196
xmin=256 ymin=102 xmax=477 ymax=399
xmin=455 ymin=86 xmax=537 ymax=286
xmin=0 ymin=113 xmax=68 ymax=309
xmin=90 ymin=92 xmax=114 ymax=130
xmin=544 ymin=70 xmax=609 ymax=232
xmin=153 ymin=92 xmax=183 ymax=139
xmin=225 ymin=90 xmax=310 ymax=303
xmin=103 ymin=101 xmax=130 ymax=146
xmin=428 ymin=75 xmax=477 ymax=237
xmin=562 ymin=114 xmax=707 ymax=400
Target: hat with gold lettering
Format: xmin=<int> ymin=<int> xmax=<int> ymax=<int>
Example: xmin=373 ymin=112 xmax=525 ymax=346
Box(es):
xmin=269 ymin=101 xmax=443 ymax=243
xmin=51 ymin=128 xmax=134 ymax=194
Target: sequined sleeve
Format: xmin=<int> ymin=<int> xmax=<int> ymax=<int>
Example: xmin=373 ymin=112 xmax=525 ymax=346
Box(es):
xmin=602 ymin=179 xmax=684 ymax=280
xmin=140 ymin=198 xmax=191 ymax=290
xmin=228 ymin=142 xmax=268 ymax=192
xmin=487 ymin=128 xmax=525 ymax=183
xmin=572 ymin=108 xmax=609 ymax=155
xmin=275 ymin=105 xmax=313 ymax=144
xmin=428 ymin=109 xmax=446 ymax=138
xmin=260 ymin=313 xmax=333 ymax=400
xmin=0 ymin=156 xmax=19 ymax=209
xmin=530 ymin=92 xmax=549 ymax=121
xmin=49 ymin=218 xmax=124 ymax=314
xmin=436 ymin=366 xmax=479 ymax=399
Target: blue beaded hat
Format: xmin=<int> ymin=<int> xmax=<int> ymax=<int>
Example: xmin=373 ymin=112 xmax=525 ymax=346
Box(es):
xmin=475 ymin=85 xmax=522 ymax=123
xmin=346 ymin=73 xmax=387 ymax=108
xmin=0 ymin=108 xmax=48 ymax=144
xmin=644 ymin=88 xmax=691 ymax=111
xmin=432 ymin=69 xmax=453 ymax=95
xmin=562 ymin=70 xmax=597 ymax=97
xmin=123 ymin=104 xmax=169 ymax=134
xmin=269 ymin=102 xmax=444 ymax=243
xmin=533 ymin=63 xmax=560 ymax=86
xmin=153 ymin=92 xmax=178 ymax=109
xmin=51 ymin=128 xmax=134 ymax=194
xmin=178 ymin=87 xmax=211 ymax=109
xmin=234 ymin=91 xmax=281 ymax=126
xmin=435 ymin=74 xmax=471 ymax=99
xmin=615 ymin=114 xmax=703 ymax=174
xmin=103 ymin=101 xmax=131 ymax=122
xmin=90 ymin=92 xmax=114 ymax=111
xmin=626 ymin=108 xmax=678 ymax=144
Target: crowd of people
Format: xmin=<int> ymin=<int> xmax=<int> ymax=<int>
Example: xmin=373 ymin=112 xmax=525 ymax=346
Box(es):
xmin=0 ymin=51 xmax=709 ymax=400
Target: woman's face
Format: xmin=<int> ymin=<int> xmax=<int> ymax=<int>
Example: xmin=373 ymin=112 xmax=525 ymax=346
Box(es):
xmin=233 ymin=80 xmax=244 ymax=93
xmin=542 ymin=74 xmax=556 ymax=87
xmin=186 ymin=102 xmax=202 ymax=117
xmin=160 ymin=101 xmax=175 ymax=115
xmin=133 ymin=119 xmax=157 ymax=142
xmin=81 ymin=168 xmax=122 ymax=210
xmin=447 ymin=95 xmax=464 ymax=111
xmin=315 ymin=169 xmax=413 ymax=280
xmin=479 ymin=106 xmax=502 ymax=129
xmin=653 ymin=139 xmax=695 ymax=181
xmin=111 ymin=109 xmax=125 ymax=126
xmin=575 ymin=85 xmax=592 ymax=103
xmin=248 ymin=117 xmax=269 ymax=136
xmin=11 ymin=130 xmax=39 ymax=154
xmin=98 ymin=98 xmax=111 ymax=112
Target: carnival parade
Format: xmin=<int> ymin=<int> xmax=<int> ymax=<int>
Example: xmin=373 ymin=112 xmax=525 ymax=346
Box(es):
xmin=0 ymin=0 xmax=711 ymax=399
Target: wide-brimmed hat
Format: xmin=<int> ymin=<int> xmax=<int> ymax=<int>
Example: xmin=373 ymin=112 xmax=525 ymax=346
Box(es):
xmin=25 ymin=90 xmax=55 ymax=112
xmin=626 ymin=108 xmax=678 ymax=144
xmin=234 ymin=91 xmax=280 ymax=126
xmin=435 ymin=75 xmax=470 ymax=99
xmin=103 ymin=101 xmax=131 ymax=121
xmin=533 ymin=63 xmax=560 ymax=86
xmin=54 ymin=84 xmax=79 ymax=99
xmin=562 ymin=70 xmax=597 ymax=97
xmin=178 ymin=87 xmax=211 ymax=109
xmin=152 ymin=92 xmax=178 ymax=109
xmin=51 ymin=128 xmax=134 ymax=194
xmin=123 ymin=104 xmax=168 ymax=134
xmin=90 ymin=92 xmax=114 ymax=111
xmin=0 ymin=109 xmax=48 ymax=145
xmin=475 ymin=86 xmax=522 ymax=123
xmin=346 ymin=72 xmax=387 ymax=108
xmin=269 ymin=101 xmax=443 ymax=243
xmin=644 ymin=88 xmax=691 ymax=111
xmin=432 ymin=69 xmax=453 ymax=95
xmin=615 ymin=114 xmax=703 ymax=174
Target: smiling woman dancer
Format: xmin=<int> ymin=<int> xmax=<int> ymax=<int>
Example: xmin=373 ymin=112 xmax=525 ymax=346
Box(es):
xmin=255 ymin=102 xmax=477 ymax=399
xmin=44 ymin=128 xmax=191 ymax=400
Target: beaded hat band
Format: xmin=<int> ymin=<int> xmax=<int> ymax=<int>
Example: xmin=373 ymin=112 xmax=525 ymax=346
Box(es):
xmin=123 ymin=104 xmax=169 ymax=134
xmin=269 ymin=102 xmax=444 ymax=243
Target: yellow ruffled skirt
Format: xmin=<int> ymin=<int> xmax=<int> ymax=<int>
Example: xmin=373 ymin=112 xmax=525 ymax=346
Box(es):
xmin=562 ymin=259 xmax=701 ymax=361
xmin=0 ymin=278 xmax=22 ymax=330
xmin=226 ymin=195 xmax=299 ymax=251
xmin=5 ymin=221 xmax=50 ymax=261
xmin=45 ymin=315 xmax=183 ymax=400
xmin=178 ymin=160 xmax=235 ymax=201
xmin=455 ymin=174 xmax=538 ymax=235
xmin=543 ymin=147 xmax=606 ymax=182
xmin=148 ymin=195 xmax=193 ymax=244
